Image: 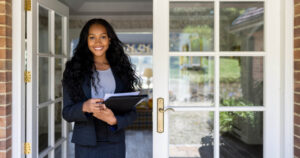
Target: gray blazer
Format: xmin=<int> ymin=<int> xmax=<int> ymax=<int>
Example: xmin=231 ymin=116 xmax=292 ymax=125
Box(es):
xmin=62 ymin=67 xmax=137 ymax=146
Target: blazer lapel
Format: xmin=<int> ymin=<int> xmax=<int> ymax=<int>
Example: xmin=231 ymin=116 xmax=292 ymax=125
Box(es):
xmin=82 ymin=76 xmax=91 ymax=99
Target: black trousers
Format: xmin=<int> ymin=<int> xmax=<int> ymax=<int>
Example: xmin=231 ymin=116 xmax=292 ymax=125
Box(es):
xmin=75 ymin=141 xmax=126 ymax=158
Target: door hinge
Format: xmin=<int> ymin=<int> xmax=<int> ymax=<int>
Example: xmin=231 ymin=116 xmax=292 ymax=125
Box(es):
xmin=24 ymin=142 xmax=31 ymax=154
xmin=24 ymin=71 xmax=31 ymax=83
xmin=25 ymin=0 xmax=31 ymax=11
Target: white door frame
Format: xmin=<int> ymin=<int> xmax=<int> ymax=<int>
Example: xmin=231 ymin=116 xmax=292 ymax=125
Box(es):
xmin=152 ymin=0 xmax=289 ymax=157
xmin=282 ymin=0 xmax=294 ymax=157
xmin=12 ymin=0 xmax=26 ymax=157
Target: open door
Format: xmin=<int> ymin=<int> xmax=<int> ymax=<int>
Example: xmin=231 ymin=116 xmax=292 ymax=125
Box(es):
xmin=152 ymin=0 xmax=281 ymax=157
xmin=25 ymin=0 xmax=69 ymax=157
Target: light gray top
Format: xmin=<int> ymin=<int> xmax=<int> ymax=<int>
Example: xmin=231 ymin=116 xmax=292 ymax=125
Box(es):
xmin=91 ymin=68 xmax=116 ymax=99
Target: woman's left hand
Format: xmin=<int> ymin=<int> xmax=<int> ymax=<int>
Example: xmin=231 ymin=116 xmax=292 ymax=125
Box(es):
xmin=93 ymin=105 xmax=117 ymax=125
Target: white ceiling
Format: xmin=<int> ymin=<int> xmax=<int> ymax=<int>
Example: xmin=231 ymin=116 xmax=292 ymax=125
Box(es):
xmin=58 ymin=0 xmax=152 ymax=16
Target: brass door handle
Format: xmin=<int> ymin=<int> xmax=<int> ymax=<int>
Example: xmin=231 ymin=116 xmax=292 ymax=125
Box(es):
xmin=157 ymin=98 xmax=175 ymax=133
xmin=158 ymin=107 xmax=175 ymax=113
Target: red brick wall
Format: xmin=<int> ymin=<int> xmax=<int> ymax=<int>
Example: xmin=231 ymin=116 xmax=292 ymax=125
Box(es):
xmin=296 ymin=1 xmax=300 ymax=157
xmin=0 ymin=0 xmax=12 ymax=157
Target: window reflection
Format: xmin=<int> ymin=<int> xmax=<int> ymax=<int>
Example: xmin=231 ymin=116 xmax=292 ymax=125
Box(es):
xmin=220 ymin=2 xmax=264 ymax=51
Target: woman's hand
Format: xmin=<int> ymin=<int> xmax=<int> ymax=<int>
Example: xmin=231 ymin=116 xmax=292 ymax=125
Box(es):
xmin=93 ymin=104 xmax=117 ymax=126
xmin=82 ymin=98 xmax=105 ymax=113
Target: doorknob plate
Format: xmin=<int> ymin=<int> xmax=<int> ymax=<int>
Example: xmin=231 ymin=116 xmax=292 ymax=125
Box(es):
xmin=157 ymin=98 xmax=164 ymax=133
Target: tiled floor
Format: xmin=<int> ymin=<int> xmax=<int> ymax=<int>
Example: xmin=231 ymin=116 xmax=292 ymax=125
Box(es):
xmin=67 ymin=130 xmax=153 ymax=158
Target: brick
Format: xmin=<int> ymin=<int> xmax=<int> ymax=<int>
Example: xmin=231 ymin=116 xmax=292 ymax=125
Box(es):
xmin=295 ymin=72 xmax=300 ymax=81
xmin=296 ymin=17 xmax=300 ymax=26
xmin=296 ymin=136 xmax=300 ymax=147
xmin=296 ymin=93 xmax=300 ymax=103
xmin=296 ymin=147 xmax=300 ymax=157
xmin=295 ymin=83 xmax=300 ymax=92
xmin=0 ymin=116 xmax=11 ymax=127
xmin=0 ymin=127 xmax=10 ymax=139
xmin=0 ymin=49 xmax=11 ymax=60
xmin=0 ymin=60 xmax=11 ymax=70
xmin=296 ymin=114 xmax=300 ymax=125
xmin=0 ymin=82 xmax=11 ymax=93
xmin=296 ymin=125 xmax=300 ymax=136
xmin=0 ymin=148 xmax=11 ymax=158
xmin=0 ymin=105 xmax=11 ymax=116
xmin=295 ymin=50 xmax=300 ymax=59
xmin=296 ymin=39 xmax=300 ymax=48
xmin=295 ymin=28 xmax=300 ymax=37
xmin=0 ymin=3 xmax=11 ymax=15
xmin=296 ymin=5 xmax=300 ymax=15
xmin=0 ymin=94 xmax=10 ymax=104
xmin=0 ymin=71 xmax=11 ymax=82
xmin=0 ymin=15 xmax=11 ymax=26
xmin=0 ymin=26 xmax=11 ymax=37
xmin=0 ymin=137 xmax=11 ymax=150
xmin=296 ymin=61 xmax=300 ymax=70
xmin=0 ymin=37 xmax=11 ymax=48
xmin=295 ymin=104 xmax=300 ymax=114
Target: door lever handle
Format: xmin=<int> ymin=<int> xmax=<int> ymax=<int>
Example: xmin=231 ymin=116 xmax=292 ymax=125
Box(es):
xmin=158 ymin=107 xmax=175 ymax=113
xmin=157 ymin=98 xmax=175 ymax=133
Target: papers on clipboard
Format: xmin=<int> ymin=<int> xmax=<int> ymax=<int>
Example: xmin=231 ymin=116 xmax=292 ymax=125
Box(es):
xmin=103 ymin=91 xmax=147 ymax=114
xmin=104 ymin=91 xmax=140 ymax=101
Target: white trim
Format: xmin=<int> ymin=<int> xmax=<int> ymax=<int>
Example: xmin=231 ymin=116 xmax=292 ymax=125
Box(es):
xmin=12 ymin=0 xmax=25 ymax=157
xmin=282 ymin=0 xmax=294 ymax=157
xmin=264 ymin=0 xmax=281 ymax=157
xmin=153 ymin=0 xmax=169 ymax=157
xmin=38 ymin=0 xmax=69 ymax=16
xmin=213 ymin=1 xmax=220 ymax=157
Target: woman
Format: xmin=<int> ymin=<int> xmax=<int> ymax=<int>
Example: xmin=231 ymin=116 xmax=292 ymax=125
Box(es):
xmin=62 ymin=18 xmax=140 ymax=158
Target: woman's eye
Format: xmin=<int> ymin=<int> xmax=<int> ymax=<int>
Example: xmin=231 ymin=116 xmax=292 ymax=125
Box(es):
xmin=89 ymin=37 xmax=95 ymax=40
xmin=101 ymin=36 xmax=106 ymax=39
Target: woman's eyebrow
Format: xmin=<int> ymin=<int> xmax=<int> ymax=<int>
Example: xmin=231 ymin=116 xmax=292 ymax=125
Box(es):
xmin=88 ymin=33 xmax=107 ymax=35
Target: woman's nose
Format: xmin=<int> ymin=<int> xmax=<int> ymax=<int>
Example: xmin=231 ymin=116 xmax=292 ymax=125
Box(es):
xmin=95 ymin=38 xmax=102 ymax=44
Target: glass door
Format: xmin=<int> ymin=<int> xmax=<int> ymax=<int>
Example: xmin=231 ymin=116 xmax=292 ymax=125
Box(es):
xmin=153 ymin=0 xmax=281 ymax=158
xmin=25 ymin=0 xmax=69 ymax=158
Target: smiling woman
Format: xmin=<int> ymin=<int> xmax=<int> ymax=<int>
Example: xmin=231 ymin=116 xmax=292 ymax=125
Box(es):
xmin=62 ymin=18 xmax=141 ymax=158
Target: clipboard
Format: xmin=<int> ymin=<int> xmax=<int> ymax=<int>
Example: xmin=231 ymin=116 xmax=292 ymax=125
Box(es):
xmin=104 ymin=94 xmax=148 ymax=114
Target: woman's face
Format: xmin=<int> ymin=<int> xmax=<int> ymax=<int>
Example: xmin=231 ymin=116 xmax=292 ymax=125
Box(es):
xmin=87 ymin=24 xmax=110 ymax=58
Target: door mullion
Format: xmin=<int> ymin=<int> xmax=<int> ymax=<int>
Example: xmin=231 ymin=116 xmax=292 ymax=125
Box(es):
xmin=214 ymin=1 xmax=220 ymax=158
xmin=48 ymin=9 xmax=55 ymax=158
xmin=61 ymin=16 xmax=68 ymax=158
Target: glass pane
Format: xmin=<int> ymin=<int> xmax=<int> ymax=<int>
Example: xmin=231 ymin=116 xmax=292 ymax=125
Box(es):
xmin=39 ymin=106 xmax=49 ymax=153
xmin=220 ymin=57 xmax=263 ymax=107
xmin=55 ymin=102 xmax=62 ymax=142
xmin=55 ymin=14 xmax=63 ymax=55
xmin=39 ymin=6 xmax=49 ymax=53
xmin=55 ymin=59 xmax=63 ymax=98
xmin=220 ymin=112 xmax=263 ymax=158
xmin=220 ymin=2 xmax=264 ymax=51
xmin=169 ymin=112 xmax=214 ymax=158
xmin=130 ymin=56 xmax=153 ymax=89
xmin=170 ymin=2 xmax=214 ymax=52
xmin=169 ymin=56 xmax=214 ymax=106
xmin=55 ymin=145 xmax=62 ymax=158
xmin=39 ymin=57 xmax=49 ymax=103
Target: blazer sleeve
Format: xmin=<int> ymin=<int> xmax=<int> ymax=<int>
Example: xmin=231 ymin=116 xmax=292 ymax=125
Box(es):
xmin=62 ymin=86 xmax=92 ymax=123
xmin=114 ymin=107 xmax=137 ymax=131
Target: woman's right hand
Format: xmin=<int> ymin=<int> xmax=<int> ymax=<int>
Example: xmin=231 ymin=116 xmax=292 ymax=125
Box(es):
xmin=82 ymin=98 xmax=104 ymax=113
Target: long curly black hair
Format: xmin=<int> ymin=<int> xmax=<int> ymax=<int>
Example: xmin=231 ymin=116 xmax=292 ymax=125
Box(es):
xmin=62 ymin=18 xmax=141 ymax=102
